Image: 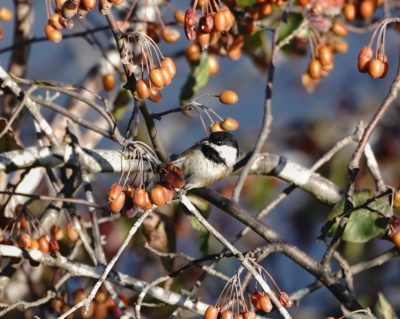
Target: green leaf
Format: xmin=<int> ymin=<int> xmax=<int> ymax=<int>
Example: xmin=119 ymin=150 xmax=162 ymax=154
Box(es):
xmin=342 ymin=209 xmax=388 ymax=243
xmin=325 ymin=190 xmax=391 ymax=243
xmin=243 ymin=31 xmax=269 ymax=70
xmin=376 ymin=293 xmax=398 ymax=319
xmin=113 ymin=89 xmax=132 ymax=120
xmin=199 ymin=229 xmax=210 ymax=255
xmin=236 ymin=0 xmax=257 ymax=7
xmin=244 ymin=30 xmax=267 ymax=50
xmin=183 ymin=195 xmax=211 ymax=254
xmin=180 ymin=54 xmax=210 ymax=105
xmin=187 ymin=215 xmax=210 ymax=254
xmin=278 ymin=13 xmax=304 ymax=43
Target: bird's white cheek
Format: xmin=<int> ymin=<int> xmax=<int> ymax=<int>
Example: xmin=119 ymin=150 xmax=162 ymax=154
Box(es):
xmin=214 ymin=145 xmax=237 ymax=167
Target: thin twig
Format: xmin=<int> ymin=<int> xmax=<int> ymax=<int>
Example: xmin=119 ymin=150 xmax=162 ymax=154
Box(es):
xmin=0 ymin=244 xmax=209 ymax=315
xmin=232 ymin=26 xmax=280 ymax=202
xmin=180 ymin=195 xmax=293 ymax=319
xmin=321 ymin=51 xmax=400 ymax=276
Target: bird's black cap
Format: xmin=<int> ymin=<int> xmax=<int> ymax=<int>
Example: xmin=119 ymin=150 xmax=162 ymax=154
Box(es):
xmin=209 ymin=131 xmax=238 ymax=150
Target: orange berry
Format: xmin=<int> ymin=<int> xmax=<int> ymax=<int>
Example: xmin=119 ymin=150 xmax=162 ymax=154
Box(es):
xmin=110 ymin=0 xmax=125 ymax=4
xmin=17 ymin=233 xmax=32 ymax=249
xmin=0 ymin=7 xmax=13 ymax=21
xmin=185 ymin=43 xmax=202 ymax=63
xmin=81 ymin=0 xmax=97 ymax=10
xmin=219 ymin=90 xmax=239 ymax=104
xmin=298 ymin=0 xmax=309 ymax=6
xmin=214 ymin=11 xmax=227 ymax=32
xmin=161 ymin=183 xmax=174 ymax=202
xmin=95 ymin=288 xmax=108 ymax=303
xmin=308 ymin=58 xmax=322 ymax=79
xmin=45 ymin=24 xmax=63 ymax=43
xmin=161 ymin=27 xmax=180 ymax=43
xmin=66 ymin=223 xmax=79 ymax=241
xmin=357 ymin=47 xmax=373 ymax=73
xmin=221 ymin=117 xmax=239 ymax=131
xmin=210 ymin=122 xmax=224 ymax=133
xmin=259 ymin=294 xmax=273 ymax=313
xmin=133 ymin=188 xmax=146 ymax=207
xmin=393 ymin=191 xmax=400 ymax=208
xmin=149 ymin=184 xmax=167 ymax=207
xmin=368 ymin=58 xmax=385 ymax=78
xmin=93 ymin=303 xmax=108 ymax=319
xmin=123 ymin=184 xmax=135 ymax=197
xmin=204 ymin=306 xmax=219 ymax=319
xmin=73 ymin=288 xmax=86 ymax=304
xmin=29 ymin=238 xmax=40 ymax=250
xmin=102 ymin=73 xmax=116 ymax=91
xmin=318 ymin=46 xmax=333 ymax=66
xmin=48 ymin=13 xmax=64 ymax=30
xmin=343 ymin=3 xmax=356 ymax=21
xmin=221 ymin=310 xmax=234 ymax=319
xmin=392 ymin=232 xmax=400 ymax=249
xmin=107 ymin=183 xmax=123 ymax=201
xmin=197 ymin=31 xmax=211 ymax=49
xmin=249 ymin=6 xmax=261 ymax=20
xmin=260 ymin=2 xmax=273 ymax=15
xmin=242 ymin=311 xmax=256 ymax=319
xmin=321 ymin=63 xmax=334 ymax=77
xmin=360 ymin=0 xmax=375 ymax=19
xmin=38 ymin=235 xmax=50 ymax=253
xmin=227 ymin=35 xmax=244 ymax=60
xmin=227 ymin=46 xmax=242 ymax=60
xmin=149 ymin=86 xmax=162 ymax=103
xmin=50 ymin=225 xmax=65 ymax=240
xmin=149 ymin=68 xmax=164 ymax=88
xmin=19 ymin=215 xmax=30 ymax=231
xmin=208 ymin=54 xmax=220 ymax=76
xmin=332 ymin=40 xmax=348 ymax=53
xmin=251 ymin=291 xmax=262 ymax=309
xmin=223 ymin=7 xmax=235 ymax=30
xmin=143 ymin=191 xmax=152 ymax=211
xmin=160 ymin=68 xmax=172 ymax=85
xmin=331 ymin=20 xmax=348 ymax=37
xmin=161 ymin=57 xmax=176 ymax=78
xmin=174 ymin=10 xmax=185 ymax=24
xmin=136 ymin=79 xmax=151 ymax=99
xmin=108 ymin=192 xmax=126 ymax=213
xmin=301 ymin=72 xmax=319 ymax=93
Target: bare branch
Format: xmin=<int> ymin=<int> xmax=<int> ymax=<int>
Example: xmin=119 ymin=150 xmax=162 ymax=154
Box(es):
xmin=0 ymin=244 xmax=209 ymax=316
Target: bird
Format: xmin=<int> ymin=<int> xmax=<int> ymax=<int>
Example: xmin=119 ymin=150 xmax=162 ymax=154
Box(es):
xmin=170 ymin=131 xmax=239 ymax=190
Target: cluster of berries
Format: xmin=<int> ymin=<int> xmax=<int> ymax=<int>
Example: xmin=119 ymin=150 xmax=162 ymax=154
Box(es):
xmin=107 ymin=163 xmax=185 ymax=215
xmin=0 ymin=210 xmax=81 ymax=258
xmin=203 ymin=269 xmax=293 ymax=319
xmin=357 ymin=19 xmax=393 ymax=79
xmin=44 ymin=0 xmax=125 ymax=44
xmin=343 ymin=0 xmax=382 ymax=21
xmin=50 ymin=286 xmax=127 ymax=319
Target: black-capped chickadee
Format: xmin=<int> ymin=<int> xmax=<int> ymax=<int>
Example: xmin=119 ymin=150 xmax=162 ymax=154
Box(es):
xmin=171 ymin=131 xmax=239 ymax=190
